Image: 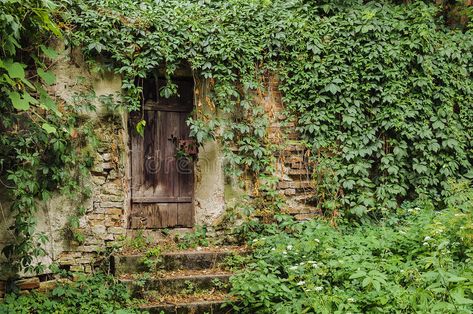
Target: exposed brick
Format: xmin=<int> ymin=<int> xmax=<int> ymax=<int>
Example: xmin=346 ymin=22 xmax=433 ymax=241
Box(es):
xmin=278 ymin=181 xmax=295 ymax=189
xmin=294 ymin=181 xmax=313 ymax=189
xmin=106 ymin=208 xmax=123 ymax=215
xmin=288 ymin=168 xmax=309 ymax=176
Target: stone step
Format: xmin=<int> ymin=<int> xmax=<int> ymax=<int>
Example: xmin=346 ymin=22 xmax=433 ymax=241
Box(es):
xmin=113 ymin=249 xmax=240 ymax=275
xmin=122 ymin=270 xmax=233 ymax=295
xmin=138 ymin=300 xmax=232 ymax=314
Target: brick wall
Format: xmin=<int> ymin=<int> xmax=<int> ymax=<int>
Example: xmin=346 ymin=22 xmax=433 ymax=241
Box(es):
xmin=264 ymin=75 xmax=318 ymax=220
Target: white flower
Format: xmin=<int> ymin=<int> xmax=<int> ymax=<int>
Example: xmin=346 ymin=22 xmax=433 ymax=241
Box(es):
xmin=287 ymin=245 xmax=293 ymax=250
xmin=312 ymin=263 xmax=319 ymax=268
xmin=271 ymin=247 xmax=275 ymax=251
xmin=252 ymin=239 xmax=258 ymax=242
xmin=282 ymin=251 xmax=287 ymax=255
xmin=314 ymin=286 xmax=323 ymax=291
xmin=296 ymin=281 xmax=305 ymax=286
xmin=299 ymin=262 xmax=305 ymax=265
xmin=423 ymin=242 xmax=429 ymax=246
xmin=289 ymin=265 xmax=298 ymax=270
xmin=315 ymin=239 xmax=320 ymax=243
xmin=424 ymin=236 xmax=432 ymax=241
xmin=347 ymin=298 xmax=355 ymax=302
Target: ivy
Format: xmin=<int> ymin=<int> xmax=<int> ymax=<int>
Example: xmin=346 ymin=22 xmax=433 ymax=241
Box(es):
xmin=64 ymin=0 xmax=473 ymax=219
xmin=0 ymin=0 xmax=95 ymax=283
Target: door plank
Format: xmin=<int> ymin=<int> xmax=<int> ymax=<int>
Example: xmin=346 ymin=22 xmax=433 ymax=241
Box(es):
xmin=132 ymin=196 xmax=192 ymax=203
xmin=177 ymin=203 xmax=193 ymax=227
xmin=130 ymin=75 xmax=195 ymax=229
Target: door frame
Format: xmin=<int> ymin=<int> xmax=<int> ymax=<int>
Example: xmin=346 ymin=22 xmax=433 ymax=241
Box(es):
xmin=126 ymin=71 xmax=196 ymax=229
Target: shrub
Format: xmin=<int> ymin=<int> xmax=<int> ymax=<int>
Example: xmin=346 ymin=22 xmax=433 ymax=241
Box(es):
xmin=0 ymin=274 xmax=142 ymax=314
xmin=229 ymin=182 xmax=473 ymax=313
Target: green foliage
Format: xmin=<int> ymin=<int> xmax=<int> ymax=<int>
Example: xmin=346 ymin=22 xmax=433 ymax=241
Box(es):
xmin=65 ymin=0 xmax=473 ymax=219
xmin=177 ymin=225 xmax=209 ymax=250
xmin=0 ymin=273 xmax=143 ymax=313
xmin=278 ymin=2 xmax=473 ymax=217
xmin=229 ymin=182 xmax=473 ymax=313
xmin=140 ymin=246 xmax=162 ymax=272
xmin=0 ymin=0 xmax=97 ymax=279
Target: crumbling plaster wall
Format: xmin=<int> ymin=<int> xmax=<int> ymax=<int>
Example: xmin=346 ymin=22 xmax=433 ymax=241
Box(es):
xmin=0 ymin=44 xmax=229 ymax=282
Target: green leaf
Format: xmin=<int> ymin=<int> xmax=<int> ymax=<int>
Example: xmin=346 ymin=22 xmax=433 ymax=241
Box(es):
xmin=37 ymin=68 xmax=56 ymax=85
xmin=39 ymin=92 xmax=61 ymax=116
xmin=8 ymin=91 xmax=30 ymax=110
xmin=349 ymin=271 xmax=366 ymax=279
xmin=136 ymin=119 xmax=146 ymax=137
xmin=42 ymin=123 xmax=57 ymax=134
xmin=5 ymin=61 xmax=25 ymax=79
xmin=40 ymin=45 xmax=58 ymax=59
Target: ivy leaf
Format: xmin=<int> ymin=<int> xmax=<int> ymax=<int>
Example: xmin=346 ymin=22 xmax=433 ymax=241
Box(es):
xmin=136 ymin=119 xmax=146 ymax=137
xmin=39 ymin=92 xmax=61 ymax=116
xmin=42 ymin=123 xmax=57 ymax=134
xmin=5 ymin=60 xmax=25 ymax=79
xmin=40 ymin=44 xmax=58 ymax=59
xmin=37 ymin=68 xmax=56 ymax=85
xmin=325 ymin=83 xmax=341 ymax=95
xmin=8 ymin=91 xmax=30 ymax=110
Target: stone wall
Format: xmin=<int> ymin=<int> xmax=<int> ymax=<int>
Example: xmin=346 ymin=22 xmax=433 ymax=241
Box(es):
xmin=0 ymin=52 xmax=316 ymax=294
xmin=0 ymin=44 xmax=229 ymax=290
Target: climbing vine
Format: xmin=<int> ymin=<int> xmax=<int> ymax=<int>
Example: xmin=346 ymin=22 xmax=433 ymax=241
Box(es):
xmin=64 ymin=0 xmax=473 ymax=218
xmin=0 ymin=0 xmax=95 ymax=282
xmin=2 ymin=0 xmax=473 ymax=280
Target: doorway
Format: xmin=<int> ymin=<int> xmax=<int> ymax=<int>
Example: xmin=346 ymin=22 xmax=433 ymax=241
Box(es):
xmin=129 ymin=75 xmax=195 ymax=229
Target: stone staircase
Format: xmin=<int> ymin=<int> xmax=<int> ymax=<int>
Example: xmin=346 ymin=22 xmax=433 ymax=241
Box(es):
xmin=112 ymin=248 xmax=244 ymax=313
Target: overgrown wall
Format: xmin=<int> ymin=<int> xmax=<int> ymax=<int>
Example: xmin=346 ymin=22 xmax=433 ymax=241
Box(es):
xmin=0 ymin=50 xmax=314 ymax=296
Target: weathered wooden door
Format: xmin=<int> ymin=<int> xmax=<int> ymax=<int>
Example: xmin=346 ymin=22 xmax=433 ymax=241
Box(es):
xmin=129 ymin=78 xmax=194 ymax=229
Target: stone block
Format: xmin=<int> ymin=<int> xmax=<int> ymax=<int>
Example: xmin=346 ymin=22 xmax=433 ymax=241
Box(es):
xmin=70 ymin=265 xmax=84 ymax=272
xmin=92 ymin=225 xmax=106 ymax=235
xmin=87 ymin=213 xmax=105 ymax=220
xmin=294 ymin=181 xmax=313 ymax=189
xmin=101 ymin=182 xmax=122 ymax=196
xmin=291 ymin=162 xmax=305 ymax=169
xmin=106 ymin=208 xmax=123 ymax=215
xmin=102 ymin=162 xmax=114 ymax=170
xmin=77 ymin=245 xmax=101 ymax=253
xmin=38 ymin=280 xmax=57 ymax=292
xmin=284 ymin=188 xmax=296 ymax=196
xmin=102 ymin=153 xmax=112 ymax=162
xmin=278 ymin=181 xmax=295 ymax=189
xmin=287 ymin=156 xmax=303 ymax=163
xmin=288 ymin=168 xmax=308 ymax=176
xmin=108 ymin=227 xmax=126 ymax=235
xmin=294 ymin=213 xmax=319 ymax=221
xmin=101 ymin=195 xmax=124 ymax=202
xmin=101 ymin=201 xmax=124 ymax=208
xmin=107 ymin=169 xmax=119 ymax=180
xmin=91 ymin=175 xmax=106 ymax=185
xmin=16 ymin=277 xmax=40 ymax=290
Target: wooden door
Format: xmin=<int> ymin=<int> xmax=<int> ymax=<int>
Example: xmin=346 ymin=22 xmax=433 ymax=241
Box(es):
xmin=129 ymin=78 xmax=194 ymax=229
